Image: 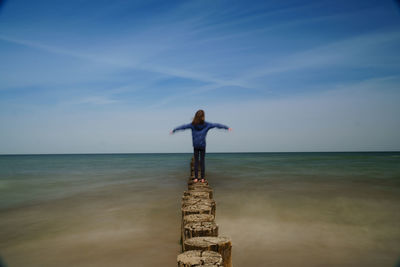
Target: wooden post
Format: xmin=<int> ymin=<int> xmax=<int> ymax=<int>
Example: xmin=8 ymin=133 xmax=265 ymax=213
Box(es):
xmin=177 ymin=250 xmax=222 ymax=267
xmin=184 ymin=237 xmax=232 ymax=267
xmin=183 ymin=214 xmax=214 ymax=226
xmin=182 ymin=198 xmax=216 ymax=216
xmin=188 ymin=184 xmax=209 ymax=191
xmin=187 ymin=186 xmax=213 ymax=199
xmin=182 ymin=190 xmax=210 ymax=200
xmin=182 ymin=203 xmax=213 ymax=217
xmin=183 ymin=221 xmax=219 ymax=249
xmin=181 ymin=214 xmax=218 ymax=251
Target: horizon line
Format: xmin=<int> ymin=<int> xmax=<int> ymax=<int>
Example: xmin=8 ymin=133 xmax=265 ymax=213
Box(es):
xmin=1 ymin=150 xmax=399 ymax=156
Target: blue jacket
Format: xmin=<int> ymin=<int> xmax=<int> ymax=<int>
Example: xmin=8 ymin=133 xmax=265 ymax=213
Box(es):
xmin=173 ymin=121 xmax=229 ymax=149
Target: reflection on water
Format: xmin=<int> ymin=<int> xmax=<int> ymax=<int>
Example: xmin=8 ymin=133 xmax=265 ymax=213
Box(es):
xmin=0 ymin=153 xmax=399 ymax=266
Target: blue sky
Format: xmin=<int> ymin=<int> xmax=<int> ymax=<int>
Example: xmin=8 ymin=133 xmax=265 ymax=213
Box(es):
xmin=0 ymin=0 xmax=399 ymax=153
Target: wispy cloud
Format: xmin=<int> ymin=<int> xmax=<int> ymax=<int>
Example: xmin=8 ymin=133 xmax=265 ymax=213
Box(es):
xmin=67 ymin=96 xmax=119 ymax=106
xmin=0 ymin=33 xmax=250 ymax=89
xmin=0 ymin=34 xmax=105 ymax=63
xmin=241 ymin=30 xmax=400 ymax=81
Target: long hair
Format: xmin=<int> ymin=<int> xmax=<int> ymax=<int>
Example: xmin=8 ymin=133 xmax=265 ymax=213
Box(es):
xmin=192 ymin=110 xmax=205 ymax=125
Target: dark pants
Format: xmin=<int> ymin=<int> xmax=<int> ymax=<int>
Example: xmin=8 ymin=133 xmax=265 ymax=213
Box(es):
xmin=194 ymin=147 xmax=205 ymax=179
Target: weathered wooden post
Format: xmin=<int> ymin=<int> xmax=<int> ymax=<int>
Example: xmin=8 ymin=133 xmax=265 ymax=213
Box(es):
xmin=184 ymin=237 xmax=232 ymax=267
xmin=183 ymin=221 xmax=218 ymax=241
xmin=182 ymin=191 xmax=210 ymax=200
xmin=182 ymin=203 xmax=213 ymax=217
xmin=187 ymin=186 xmax=213 ymax=199
xmin=177 ymin=250 xmax=223 ymax=267
xmin=182 ymin=198 xmax=216 ymax=216
xmin=183 ymin=214 xmax=215 ymax=226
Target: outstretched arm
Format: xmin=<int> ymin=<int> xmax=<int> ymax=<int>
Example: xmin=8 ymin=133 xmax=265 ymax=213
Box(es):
xmin=209 ymin=122 xmax=229 ymax=130
xmin=172 ymin=123 xmax=192 ymax=133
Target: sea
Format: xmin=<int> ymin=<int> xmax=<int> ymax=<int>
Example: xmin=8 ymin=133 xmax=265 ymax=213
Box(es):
xmin=0 ymin=152 xmax=399 ymax=267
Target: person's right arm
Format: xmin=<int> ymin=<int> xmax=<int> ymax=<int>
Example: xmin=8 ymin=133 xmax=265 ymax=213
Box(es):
xmin=172 ymin=123 xmax=192 ymax=133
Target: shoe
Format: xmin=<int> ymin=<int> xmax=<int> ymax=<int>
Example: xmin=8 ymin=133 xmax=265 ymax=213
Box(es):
xmin=200 ymin=178 xmax=206 ymax=183
xmin=193 ymin=178 xmax=199 ymax=183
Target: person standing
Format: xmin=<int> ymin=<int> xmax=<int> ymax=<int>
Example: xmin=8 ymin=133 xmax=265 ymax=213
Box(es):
xmin=171 ymin=110 xmax=231 ymax=183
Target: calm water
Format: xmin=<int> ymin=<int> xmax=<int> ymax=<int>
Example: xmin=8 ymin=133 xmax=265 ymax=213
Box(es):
xmin=0 ymin=152 xmax=399 ymax=266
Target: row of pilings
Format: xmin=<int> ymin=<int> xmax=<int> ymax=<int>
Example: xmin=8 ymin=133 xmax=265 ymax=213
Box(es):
xmin=177 ymin=158 xmax=232 ymax=267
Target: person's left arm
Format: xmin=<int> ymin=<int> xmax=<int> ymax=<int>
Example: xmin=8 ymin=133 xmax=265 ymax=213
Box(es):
xmin=208 ymin=122 xmax=229 ymax=130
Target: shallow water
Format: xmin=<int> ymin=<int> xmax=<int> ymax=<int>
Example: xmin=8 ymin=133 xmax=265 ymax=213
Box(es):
xmin=1 ymin=152 xmax=399 ymax=266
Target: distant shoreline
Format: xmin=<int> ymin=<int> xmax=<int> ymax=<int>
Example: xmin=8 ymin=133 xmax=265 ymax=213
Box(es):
xmin=1 ymin=151 xmax=399 ymax=156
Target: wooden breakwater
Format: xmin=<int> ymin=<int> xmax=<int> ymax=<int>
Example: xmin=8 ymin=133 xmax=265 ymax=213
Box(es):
xmin=177 ymin=158 xmax=232 ymax=267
